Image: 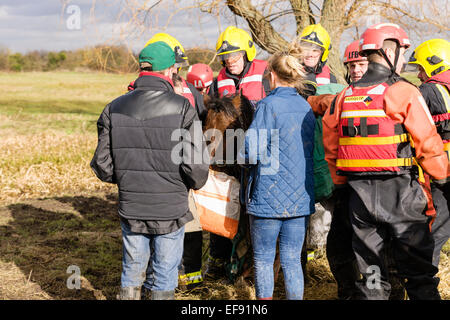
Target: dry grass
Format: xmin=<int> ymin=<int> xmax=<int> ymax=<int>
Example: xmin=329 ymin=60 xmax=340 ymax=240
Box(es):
xmin=0 ymin=132 xmax=116 ymax=203
xmin=0 ymin=71 xmax=448 ymax=300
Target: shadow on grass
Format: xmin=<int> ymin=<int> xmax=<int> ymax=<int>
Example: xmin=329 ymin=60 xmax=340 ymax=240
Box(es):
xmin=0 ymin=193 xmax=344 ymax=300
xmin=0 ymin=194 xmax=122 ymax=300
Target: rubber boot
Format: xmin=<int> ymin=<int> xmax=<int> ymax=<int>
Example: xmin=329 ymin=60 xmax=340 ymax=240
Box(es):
xmin=151 ymin=290 xmax=175 ymax=300
xmin=116 ymin=286 xmax=141 ymax=300
xmin=331 ymin=261 xmax=360 ymax=300
xmin=204 ymin=256 xmax=227 ymax=281
xmin=179 ymin=231 xmax=203 ymax=290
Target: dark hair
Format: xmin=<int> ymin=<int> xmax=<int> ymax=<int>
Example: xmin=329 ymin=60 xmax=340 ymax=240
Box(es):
xmin=172 ymin=73 xmax=183 ymax=87
xmin=139 ymin=62 xmax=153 ymax=72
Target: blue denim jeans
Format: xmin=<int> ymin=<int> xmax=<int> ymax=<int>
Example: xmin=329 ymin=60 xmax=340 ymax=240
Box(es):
xmin=250 ymin=214 xmax=309 ymax=300
xmin=120 ymin=221 xmax=185 ymax=292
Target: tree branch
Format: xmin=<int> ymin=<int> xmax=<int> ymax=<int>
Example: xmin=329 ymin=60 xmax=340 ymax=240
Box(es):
xmin=372 ymin=0 xmax=449 ymax=32
xmin=225 ymin=0 xmax=289 ymax=53
xmin=289 ymin=0 xmax=316 ymax=35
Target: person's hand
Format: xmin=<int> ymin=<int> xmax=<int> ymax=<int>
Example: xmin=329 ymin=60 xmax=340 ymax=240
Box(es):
xmin=300 ymin=80 xmax=317 ymax=99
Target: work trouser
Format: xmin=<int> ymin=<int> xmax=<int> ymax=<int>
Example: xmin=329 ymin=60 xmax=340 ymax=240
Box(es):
xmin=179 ymin=191 xmax=204 ymax=288
xmin=209 ymin=233 xmax=233 ymax=260
xmin=323 ymin=186 xmax=360 ymax=299
xmin=431 ymin=182 xmax=450 ymax=267
xmin=348 ymin=175 xmax=440 ymax=300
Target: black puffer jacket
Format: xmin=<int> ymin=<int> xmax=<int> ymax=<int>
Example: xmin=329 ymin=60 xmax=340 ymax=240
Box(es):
xmin=91 ymin=73 xmax=209 ymax=221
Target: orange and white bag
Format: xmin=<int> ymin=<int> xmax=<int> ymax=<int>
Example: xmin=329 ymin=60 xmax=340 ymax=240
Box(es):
xmin=192 ymin=170 xmax=241 ymax=239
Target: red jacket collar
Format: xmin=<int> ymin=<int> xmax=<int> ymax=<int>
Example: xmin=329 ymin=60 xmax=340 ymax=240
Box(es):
xmin=138 ymin=71 xmax=174 ymax=88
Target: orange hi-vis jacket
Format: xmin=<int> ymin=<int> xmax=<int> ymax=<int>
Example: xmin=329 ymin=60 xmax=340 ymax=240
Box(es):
xmin=336 ymin=82 xmax=415 ymax=175
xmin=307 ymin=94 xmax=337 ymax=116
xmin=217 ymin=59 xmax=267 ymax=101
xmin=323 ymin=80 xmax=449 ymax=186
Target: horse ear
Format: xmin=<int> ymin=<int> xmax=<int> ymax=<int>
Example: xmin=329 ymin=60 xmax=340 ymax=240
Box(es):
xmin=203 ymin=94 xmax=212 ymax=110
xmin=231 ymin=94 xmax=242 ymax=110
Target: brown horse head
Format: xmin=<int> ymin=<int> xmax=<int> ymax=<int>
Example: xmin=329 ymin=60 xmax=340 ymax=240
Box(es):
xmin=203 ymin=93 xmax=254 ymax=177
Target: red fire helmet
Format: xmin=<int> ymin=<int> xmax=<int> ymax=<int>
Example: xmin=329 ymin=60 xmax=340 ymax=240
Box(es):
xmin=186 ymin=63 xmax=214 ymax=89
xmin=359 ymin=23 xmax=410 ymax=56
xmin=343 ymin=40 xmax=368 ymax=64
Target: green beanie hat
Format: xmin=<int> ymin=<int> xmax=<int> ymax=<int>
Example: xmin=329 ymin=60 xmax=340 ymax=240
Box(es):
xmin=139 ymin=41 xmax=176 ymax=71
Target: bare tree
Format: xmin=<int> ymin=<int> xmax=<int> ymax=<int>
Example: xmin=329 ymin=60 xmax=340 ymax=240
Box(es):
xmin=195 ymin=0 xmax=449 ymax=83
xmin=60 ymin=0 xmax=449 ymax=77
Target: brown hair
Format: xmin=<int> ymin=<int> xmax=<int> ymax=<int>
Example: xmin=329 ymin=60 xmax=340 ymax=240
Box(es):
xmin=267 ymin=41 xmax=306 ymax=93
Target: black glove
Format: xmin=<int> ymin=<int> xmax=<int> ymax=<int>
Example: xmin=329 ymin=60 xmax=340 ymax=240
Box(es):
xmin=300 ymin=80 xmax=317 ymax=99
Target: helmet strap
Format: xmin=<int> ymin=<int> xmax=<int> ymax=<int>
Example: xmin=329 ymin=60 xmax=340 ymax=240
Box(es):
xmin=379 ymin=45 xmax=401 ymax=76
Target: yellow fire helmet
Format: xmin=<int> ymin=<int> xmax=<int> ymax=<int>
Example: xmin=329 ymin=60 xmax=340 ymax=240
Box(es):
xmin=145 ymin=33 xmax=188 ymax=67
xmin=299 ymin=23 xmax=332 ymax=62
xmin=216 ymin=26 xmax=256 ymax=62
xmin=408 ymin=38 xmax=450 ymax=77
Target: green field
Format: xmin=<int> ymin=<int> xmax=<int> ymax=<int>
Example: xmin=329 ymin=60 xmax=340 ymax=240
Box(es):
xmin=0 ymin=71 xmax=447 ymax=300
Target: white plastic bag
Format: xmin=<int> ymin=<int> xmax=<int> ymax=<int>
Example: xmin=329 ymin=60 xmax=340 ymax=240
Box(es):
xmin=192 ymin=170 xmax=241 ymax=239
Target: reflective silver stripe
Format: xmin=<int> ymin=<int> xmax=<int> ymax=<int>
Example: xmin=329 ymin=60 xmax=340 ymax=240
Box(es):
xmin=341 ymin=109 xmax=387 ymax=118
xmin=240 ymin=74 xmax=263 ymax=84
xmin=362 ymin=44 xmax=377 ymax=50
xmin=367 ymin=84 xmax=387 ymax=95
xmin=418 ymin=95 xmax=437 ymax=126
xmin=316 ymin=77 xmax=330 ymax=85
xmin=183 ymin=87 xmax=192 ymax=94
xmin=217 ymin=79 xmax=235 ymax=88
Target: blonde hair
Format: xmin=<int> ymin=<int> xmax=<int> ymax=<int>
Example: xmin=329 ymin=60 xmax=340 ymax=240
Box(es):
xmin=267 ymin=41 xmax=306 ymax=93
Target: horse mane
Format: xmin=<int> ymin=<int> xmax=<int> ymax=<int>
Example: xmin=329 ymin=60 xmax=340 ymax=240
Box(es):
xmin=204 ymin=93 xmax=254 ymax=131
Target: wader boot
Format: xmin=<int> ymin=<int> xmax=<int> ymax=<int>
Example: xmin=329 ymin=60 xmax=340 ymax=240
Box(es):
xmin=151 ymin=290 xmax=175 ymax=300
xmin=116 ymin=287 xmax=141 ymax=300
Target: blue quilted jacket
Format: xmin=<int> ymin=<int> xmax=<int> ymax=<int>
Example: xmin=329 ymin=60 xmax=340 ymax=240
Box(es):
xmin=240 ymin=86 xmax=315 ymax=218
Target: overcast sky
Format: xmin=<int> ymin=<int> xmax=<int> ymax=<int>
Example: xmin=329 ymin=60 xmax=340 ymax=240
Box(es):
xmin=0 ymin=0 xmax=224 ymax=53
xmin=0 ymin=0 xmax=446 ymax=58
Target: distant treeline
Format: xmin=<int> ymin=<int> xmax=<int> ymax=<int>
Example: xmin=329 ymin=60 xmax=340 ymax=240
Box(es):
xmin=0 ymin=45 xmax=222 ymax=73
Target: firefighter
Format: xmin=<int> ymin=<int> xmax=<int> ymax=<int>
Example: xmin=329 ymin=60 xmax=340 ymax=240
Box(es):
xmin=322 ymin=23 xmax=449 ymax=300
xmin=408 ymin=38 xmax=450 ymax=268
xmin=298 ymin=23 xmax=338 ymax=86
xmin=186 ymin=63 xmax=214 ymax=95
xmin=208 ymin=26 xmax=270 ymax=106
xmin=343 ymin=40 xmax=369 ymax=84
xmin=204 ymin=26 xmax=271 ymax=280
xmin=314 ymin=40 xmax=368 ymax=300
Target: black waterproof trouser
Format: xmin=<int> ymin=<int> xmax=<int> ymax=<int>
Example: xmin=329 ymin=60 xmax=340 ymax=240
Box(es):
xmin=180 ymin=231 xmax=203 ymax=288
xmin=323 ymin=186 xmax=360 ymax=299
xmin=209 ymin=233 xmax=233 ymax=260
xmin=348 ymin=175 xmax=440 ymax=300
xmin=431 ymin=182 xmax=450 ymax=267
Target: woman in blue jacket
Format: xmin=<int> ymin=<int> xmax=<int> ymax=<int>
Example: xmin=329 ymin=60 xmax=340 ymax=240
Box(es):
xmin=240 ymin=48 xmax=315 ymax=300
